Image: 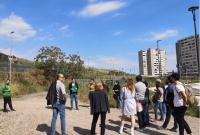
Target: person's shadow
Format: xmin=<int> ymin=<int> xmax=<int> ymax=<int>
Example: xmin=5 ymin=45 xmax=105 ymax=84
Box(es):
xmin=36 ymin=124 xmax=61 ymax=135
xmin=73 ymin=126 xmax=90 ymax=135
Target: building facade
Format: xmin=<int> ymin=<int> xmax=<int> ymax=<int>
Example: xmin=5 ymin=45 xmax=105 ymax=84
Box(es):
xmin=138 ymin=48 xmax=167 ymax=76
xmin=176 ymin=35 xmax=199 ymax=76
xmin=138 ymin=50 xmax=148 ymax=75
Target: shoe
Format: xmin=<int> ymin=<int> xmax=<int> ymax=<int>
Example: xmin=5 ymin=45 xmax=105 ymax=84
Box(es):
xmin=3 ymin=109 xmax=9 ymax=112
xmin=11 ymin=109 xmax=16 ymax=111
xmin=169 ymin=127 xmax=178 ymax=132
xmin=158 ymin=126 xmax=166 ymax=130
xmin=119 ymin=126 xmax=123 ymax=134
xmin=131 ymin=127 xmax=134 ymax=135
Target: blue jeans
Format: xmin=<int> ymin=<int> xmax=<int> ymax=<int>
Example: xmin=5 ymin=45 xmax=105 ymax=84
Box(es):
xmin=51 ymin=103 xmax=66 ymax=135
xmin=114 ymin=95 xmax=121 ymax=109
xmin=70 ymin=94 xmax=78 ymax=109
xmin=154 ymin=101 xmax=164 ymax=120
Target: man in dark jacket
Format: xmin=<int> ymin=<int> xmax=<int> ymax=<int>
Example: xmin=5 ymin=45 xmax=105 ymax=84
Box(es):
xmin=68 ymin=78 xmax=79 ymax=110
xmin=90 ymin=82 xmax=110 ymax=135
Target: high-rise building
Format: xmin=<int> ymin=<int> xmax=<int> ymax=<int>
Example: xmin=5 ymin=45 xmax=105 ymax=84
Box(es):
xmin=138 ymin=48 xmax=167 ymax=76
xmin=176 ymin=35 xmax=199 ymax=76
xmin=138 ymin=50 xmax=148 ymax=75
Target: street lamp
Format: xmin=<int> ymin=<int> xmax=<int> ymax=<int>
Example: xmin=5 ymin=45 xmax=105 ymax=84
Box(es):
xmin=9 ymin=31 xmax=15 ymax=81
xmin=188 ymin=6 xmax=199 ymax=75
xmin=156 ymin=40 xmax=162 ymax=76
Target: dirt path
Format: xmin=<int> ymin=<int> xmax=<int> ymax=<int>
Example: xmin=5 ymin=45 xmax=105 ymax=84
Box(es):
xmin=0 ymin=93 xmax=199 ymax=135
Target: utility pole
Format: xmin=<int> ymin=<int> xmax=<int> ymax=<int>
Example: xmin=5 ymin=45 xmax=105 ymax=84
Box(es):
xmin=156 ymin=40 xmax=162 ymax=76
xmin=188 ymin=6 xmax=199 ymax=76
xmin=9 ymin=31 xmax=15 ymax=81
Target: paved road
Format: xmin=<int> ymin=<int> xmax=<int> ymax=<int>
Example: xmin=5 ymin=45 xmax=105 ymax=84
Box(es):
xmin=0 ymin=93 xmax=199 ymax=135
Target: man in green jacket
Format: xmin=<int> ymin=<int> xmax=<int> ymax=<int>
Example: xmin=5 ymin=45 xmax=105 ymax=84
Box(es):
xmin=1 ymin=79 xmax=15 ymax=112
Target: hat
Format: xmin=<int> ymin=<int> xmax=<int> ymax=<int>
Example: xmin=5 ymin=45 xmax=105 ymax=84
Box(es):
xmin=156 ymin=79 xmax=162 ymax=83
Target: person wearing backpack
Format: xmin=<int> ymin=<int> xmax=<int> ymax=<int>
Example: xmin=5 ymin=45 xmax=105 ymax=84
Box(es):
xmin=46 ymin=73 xmax=67 ymax=135
xmin=170 ymin=73 xmax=192 ymax=135
xmin=159 ymin=76 xmax=178 ymax=132
xmin=69 ymin=78 xmax=79 ymax=110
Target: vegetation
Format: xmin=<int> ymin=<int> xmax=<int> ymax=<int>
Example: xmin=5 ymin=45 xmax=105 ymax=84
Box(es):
xmin=0 ymin=46 xmax=199 ymax=117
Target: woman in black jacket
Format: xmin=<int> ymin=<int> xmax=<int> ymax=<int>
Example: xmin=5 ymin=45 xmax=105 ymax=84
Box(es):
xmin=90 ymin=82 xmax=110 ymax=135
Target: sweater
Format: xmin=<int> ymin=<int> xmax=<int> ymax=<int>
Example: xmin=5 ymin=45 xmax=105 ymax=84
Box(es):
xmin=1 ymin=83 xmax=11 ymax=97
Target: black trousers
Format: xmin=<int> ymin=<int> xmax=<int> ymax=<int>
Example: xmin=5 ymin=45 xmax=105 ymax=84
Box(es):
xmin=3 ymin=97 xmax=14 ymax=110
xmin=137 ymin=111 xmax=145 ymax=129
xmin=162 ymin=105 xmax=178 ymax=129
xmin=91 ymin=112 xmax=106 ymax=135
xmin=174 ymin=106 xmax=192 ymax=135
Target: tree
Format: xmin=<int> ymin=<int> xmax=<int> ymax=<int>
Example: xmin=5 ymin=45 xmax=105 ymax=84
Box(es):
xmin=34 ymin=46 xmax=66 ymax=80
xmin=65 ymin=54 xmax=84 ymax=78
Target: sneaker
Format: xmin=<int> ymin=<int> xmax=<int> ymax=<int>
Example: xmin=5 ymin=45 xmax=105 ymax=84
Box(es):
xmin=131 ymin=127 xmax=134 ymax=135
xmin=119 ymin=126 xmax=123 ymax=134
xmin=169 ymin=127 xmax=178 ymax=132
xmin=11 ymin=109 xmax=16 ymax=111
xmin=158 ymin=126 xmax=166 ymax=130
xmin=3 ymin=109 xmax=9 ymax=112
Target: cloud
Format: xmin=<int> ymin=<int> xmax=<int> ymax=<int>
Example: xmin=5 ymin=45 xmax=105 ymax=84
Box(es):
xmin=0 ymin=13 xmax=36 ymax=42
xmin=112 ymin=12 xmax=126 ymax=18
xmin=79 ymin=1 xmax=126 ymax=17
xmin=84 ymin=55 xmax=138 ymax=72
xmin=59 ymin=25 xmax=69 ymax=31
xmin=138 ymin=29 xmax=178 ymax=41
xmin=113 ymin=30 xmax=124 ymax=36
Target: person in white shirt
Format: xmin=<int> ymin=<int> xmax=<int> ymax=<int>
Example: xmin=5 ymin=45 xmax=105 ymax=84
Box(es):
xmin=170 ymin=73 xmax=192 ymax=135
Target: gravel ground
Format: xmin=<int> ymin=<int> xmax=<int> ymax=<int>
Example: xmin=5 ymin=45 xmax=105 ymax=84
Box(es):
xmin=0 ymin=92 xmax=199 ymax=135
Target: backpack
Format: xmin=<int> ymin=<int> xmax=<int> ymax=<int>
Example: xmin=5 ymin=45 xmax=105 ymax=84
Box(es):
xmin=183 ymin=84 xmax=195 ymax=106
xmin=165 ymin=86 xmax=174 ymax=108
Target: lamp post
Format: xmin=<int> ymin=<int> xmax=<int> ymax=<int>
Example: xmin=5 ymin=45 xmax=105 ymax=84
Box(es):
xmin=188 ymin=6 xmax=199 ymax=75
xmin=156 ymin=40 xmax=162 ymax=76
xmin=9 ymin=31 xmax=15 ymax=81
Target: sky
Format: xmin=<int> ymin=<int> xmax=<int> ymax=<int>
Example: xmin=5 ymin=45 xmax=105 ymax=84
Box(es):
xmin=0 ymin=0 xmax=199 ymax=73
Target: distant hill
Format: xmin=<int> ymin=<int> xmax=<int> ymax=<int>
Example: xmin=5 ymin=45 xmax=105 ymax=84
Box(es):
xmin=0 ymin=52 xmax=33 ymax=66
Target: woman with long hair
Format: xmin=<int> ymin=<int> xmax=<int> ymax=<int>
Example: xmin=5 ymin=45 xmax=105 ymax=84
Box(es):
xmin=119 ymin=78 xmax=136 ymax=135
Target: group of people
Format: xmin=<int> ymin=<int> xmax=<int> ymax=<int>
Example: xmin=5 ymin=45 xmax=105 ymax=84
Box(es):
xmin=0 ymin=72 xmax=193 ymax=135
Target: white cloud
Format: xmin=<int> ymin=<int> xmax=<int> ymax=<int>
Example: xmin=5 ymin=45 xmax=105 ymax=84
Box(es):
xmin=113 ymin=30 xmax=123 ymax=36
xmin=0 ymin=48 xmax=12 ymax=55
xmin=84 ymin=55 xmax=138 ymax=73
xmin=59 ymin=25 xmax=69 ymax=31
xmin=0 ymin=13 xmax=36 ymax=42
xmin=112 ymin=12 xmax=126 ymax=18
xmin=79 ymin=1 xmax=126 ymax=17
xmin=151 ymin=29 xmax=178 ymax=40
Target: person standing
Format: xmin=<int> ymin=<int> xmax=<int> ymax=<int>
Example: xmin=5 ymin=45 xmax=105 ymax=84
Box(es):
xmin=112 ymin=81 xmax=121 ymax=109
xmin=0 ymin=79 xmax=15 ymax=112
xmin=69 ymin=78 xmax=79 ymax=110
xmin=153 ymin=79 xmax=164 ymax=122
xmin=171 ymin=73 xmax=192 ymax=135
xmin=135 ymin=75 xmax=146 ymax=129
xmin=119 ymin=78 xmax=136 ymax=135
xmin=143 ymin=81 xmax=150 ymax=126
xmin=159 ymin=76 xmax=178 ymax=132
xmin=46 ymin=73 xmax=67 ymax=135
xmin=88 ymin=79 xmax=96 ymax=108
xmin=90 ymin=82 xmax=110 ymax=135
xmin=101 ymin=80 xmax=109 ymax=94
